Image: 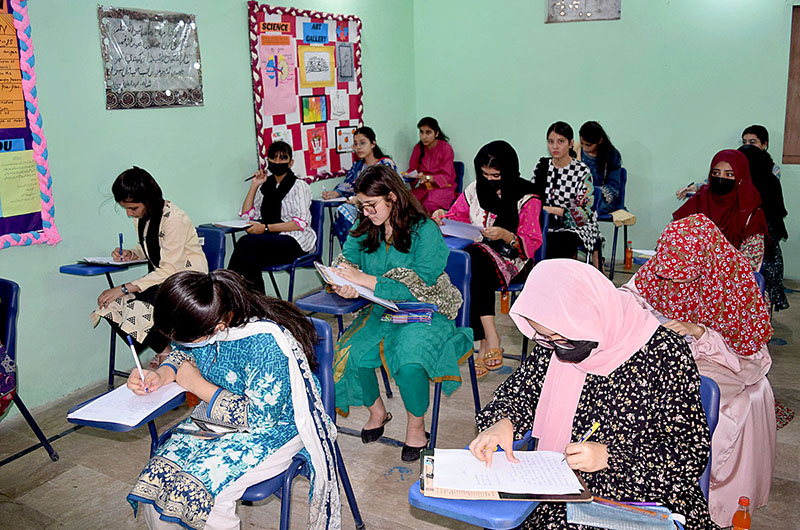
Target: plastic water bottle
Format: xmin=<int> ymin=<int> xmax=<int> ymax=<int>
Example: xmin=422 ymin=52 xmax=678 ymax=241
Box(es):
xmin=624 ymin=241 xmax=633 ymax=270
xmin=731 ymin=496 xmax=751 ymax=529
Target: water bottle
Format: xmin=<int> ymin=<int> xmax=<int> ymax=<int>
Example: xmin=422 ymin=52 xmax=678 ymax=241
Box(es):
xmin=731 ymin=496 xmax=751 ymax=530
xmin=624 ymin=240 xmax=633 ymax=270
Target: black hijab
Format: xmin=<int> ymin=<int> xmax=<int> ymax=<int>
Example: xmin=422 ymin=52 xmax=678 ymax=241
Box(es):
xmin=474 ymin=140 xmax=538 ymax=233
xmin=137 ymin=200 xmax=165 ymax=273
xmin=738 ymin=145 xmax=788 ymax=241
xmin=259 ymin=169 xmax=297 ymax=224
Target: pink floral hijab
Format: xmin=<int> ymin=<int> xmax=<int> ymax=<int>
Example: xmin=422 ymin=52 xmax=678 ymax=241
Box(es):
xmin=509 ymin=259 xmax=660 ymax=452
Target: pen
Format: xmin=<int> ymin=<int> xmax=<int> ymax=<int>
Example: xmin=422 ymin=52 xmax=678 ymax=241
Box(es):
xmin=118 ymin=233 xmax=123 ymax=258
xmin=593 ymin=495 xmax=669 ymax=520
xmin=126 ymin=335 xmax=148 ymax=393
xmin=244 ymin=174 xmax=256 ymax=181
xmin=562 ymin=421 xmax=600 ymax=462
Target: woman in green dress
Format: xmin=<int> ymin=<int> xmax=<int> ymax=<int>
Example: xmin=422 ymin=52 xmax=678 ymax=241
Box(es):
xmin=331 ymin=165 xmax=473 ymax=462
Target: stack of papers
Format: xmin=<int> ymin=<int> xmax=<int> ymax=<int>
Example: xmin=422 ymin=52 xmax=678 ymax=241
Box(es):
xmin=212 ymin=220 xmax=251 ymax=229
xmin=439 ymin=219 xmax=483 ymax=242
xmin=81 ymin=257 xmax=148 ymax=266
xmin=67 ymin=382 xmax=186 ymax=427
xmin=314 ymin=262 xmax=398 ymax=310
xmin=321 ymin=196 xmax=347 ymax=203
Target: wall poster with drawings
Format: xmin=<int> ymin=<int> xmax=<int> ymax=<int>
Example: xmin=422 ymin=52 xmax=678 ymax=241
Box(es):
xmin=0 ymin=0 xmax=59 ymax=250
xmin=248 ymin=2 xmax=363 ymax=182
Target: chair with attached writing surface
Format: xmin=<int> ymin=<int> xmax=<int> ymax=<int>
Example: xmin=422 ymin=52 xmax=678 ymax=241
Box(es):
xmin=0 ymin=278 xmax=60 ymax=466
xmin=597 ymin=167 xmax=631 ymax=281
xmin=263 ymin=200 xmax=325 ymax=302
xmin=196 ymin=226 xmax=226 ymax=272
xmin=699 ymin=375 xmax=720 ymax=499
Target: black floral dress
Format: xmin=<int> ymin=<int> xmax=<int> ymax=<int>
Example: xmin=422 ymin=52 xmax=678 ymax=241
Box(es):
xmin=476 ymin=327 xmax=718 ymax=530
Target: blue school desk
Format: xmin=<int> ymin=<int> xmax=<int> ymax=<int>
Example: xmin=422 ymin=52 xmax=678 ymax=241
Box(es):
xmin=322 ymin=201 xmax=340 ymax=264
xmin=197 ymin=223 xmax=247 ymax=249
xmin=59 ymin=261 xmax=146 ymax=391
xmin=443 ymin=235 xmax=473 ymax=250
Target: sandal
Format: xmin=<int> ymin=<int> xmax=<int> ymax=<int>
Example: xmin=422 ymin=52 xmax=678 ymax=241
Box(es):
xmin=484 ymin=348 xmax=504 ymax=370
xmin=474 ymin=358 xmax=489 ymax=379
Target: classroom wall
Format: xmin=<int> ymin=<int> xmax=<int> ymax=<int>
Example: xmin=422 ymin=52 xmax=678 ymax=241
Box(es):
xmin=412 ymin=0 xmax=800 ymax=276
xmin=2 ymin=0 xmax=417 ymax=414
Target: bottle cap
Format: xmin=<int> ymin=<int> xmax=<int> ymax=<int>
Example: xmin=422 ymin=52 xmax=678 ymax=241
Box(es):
xmin=739 ymin=496 xmax=750 ymax=506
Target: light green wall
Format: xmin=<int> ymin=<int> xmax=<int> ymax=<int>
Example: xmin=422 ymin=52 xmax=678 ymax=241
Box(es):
xmin=3 ymin=0 xmax=416 ymax=413
xmin=413 ymin=0 xmax=799 ymax=275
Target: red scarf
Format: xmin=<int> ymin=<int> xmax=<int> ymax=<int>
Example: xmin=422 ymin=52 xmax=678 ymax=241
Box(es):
xmin=635 ymin=214 xmax=772 ymax=356
xmin=673 ymin=149 xmax=766 ymax=248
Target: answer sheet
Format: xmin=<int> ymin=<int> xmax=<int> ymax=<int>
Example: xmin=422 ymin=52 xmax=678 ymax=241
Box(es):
xmin=81 ymin=256 xmax=148 ymax=266
xmin=433 ymin=449 xmax=583 ymax=494
xmin=314 ymin=262 xmax=399 ymax=310
xmin=67 ymin=382 xmax=186 ymax=427
xmin=212 ymin=220 xmax=251 ymax=229
xmin=438 ymin=219 xmax=483 ymax=242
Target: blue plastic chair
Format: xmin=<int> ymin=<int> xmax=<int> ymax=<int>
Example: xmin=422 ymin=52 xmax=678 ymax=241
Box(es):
xmin=196 ymin=226 xmax=226 ymax=271
xmin=753 ymin=271 xmax=766 ymax=299
xmin=596 ymin=167 xmax=628 ymax=280
xmin=699 ymin=375 xmax=720 ymax=499
xmin=429 ymin=249 xmax=481 ymax=449
xmin=157 ymin=318 xmax=365 ymax=530
xmin=264 ymin=200 xmax=325 ymax=301
xmin=0 ymin=279 xmax=60 ymax=465
xmin=454 ymin=161 xmax=465 ymax=195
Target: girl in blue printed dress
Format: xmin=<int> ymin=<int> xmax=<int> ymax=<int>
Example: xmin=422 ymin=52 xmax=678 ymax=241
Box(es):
xmin=126 ymin=270 xmax=340 ymax=530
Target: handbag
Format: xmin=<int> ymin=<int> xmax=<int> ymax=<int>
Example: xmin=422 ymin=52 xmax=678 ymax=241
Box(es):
xmin=482 ymin=237 xmax=519 ymax=260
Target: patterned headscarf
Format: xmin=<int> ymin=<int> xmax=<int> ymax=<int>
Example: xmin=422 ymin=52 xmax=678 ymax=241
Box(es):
xmin=635 ymin=214 xmax=772 ymax=356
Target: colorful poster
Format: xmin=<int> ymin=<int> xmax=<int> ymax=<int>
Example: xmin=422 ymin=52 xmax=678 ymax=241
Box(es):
xmin=301 ymin=95 xmax=328 ymax=124
xmin=298 ymin=45 xmax=336 ymax=88
xmin=306 ymin=124 xmax=328 ymax=171
xmin=271 ymin=128 xmax=293 ymax=146
xmin=335 ymin=42 xmax=355 ymax=83
xmin=0 ymin=150 xmax=39 ymax=217
xmin=260 ymin=34 xmax=296 ymax=116
xmin=302 ymin=22 xmax=329 ymax=43
xmin=335 ymin=126 xmax=356 ymax=153
xmin=0 ymin=14 xmax=26 ymax=128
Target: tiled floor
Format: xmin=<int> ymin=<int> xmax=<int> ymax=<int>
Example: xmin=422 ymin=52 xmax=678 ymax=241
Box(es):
xmin=1 ymin=274 xmax=797 ymax=530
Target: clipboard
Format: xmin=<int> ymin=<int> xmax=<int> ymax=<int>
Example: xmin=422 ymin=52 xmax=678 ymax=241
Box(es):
xmin=418 ymin=449 xmax=593 ymax=502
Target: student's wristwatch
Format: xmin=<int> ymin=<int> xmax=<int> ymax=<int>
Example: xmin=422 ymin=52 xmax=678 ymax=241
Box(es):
xmin=121 ymin=283 xmax=129 ymax=295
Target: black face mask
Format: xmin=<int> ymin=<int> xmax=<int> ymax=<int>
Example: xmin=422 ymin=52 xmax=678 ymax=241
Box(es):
xmin=709 ymin=176 xmax=735 ymax=195
xmin=486 ymin=178 xmax=502 ymax=192
xmin=268 ymin=161 xmax=290 ymax=176
xmin=553 ymin=340 xmax=598 ymax=363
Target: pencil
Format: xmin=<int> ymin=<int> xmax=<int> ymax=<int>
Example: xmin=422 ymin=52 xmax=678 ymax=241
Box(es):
xmin=593 ymin=496 xmax=669 ymax=520
xmin=126 ymin=335 xmax=147 ymax=393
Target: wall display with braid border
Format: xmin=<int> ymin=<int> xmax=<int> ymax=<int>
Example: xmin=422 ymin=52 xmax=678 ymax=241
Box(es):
xmin=247 ymin=2 xmax=363 ymax=183
xmin=0 ymin=0 xmax=60 ymax=250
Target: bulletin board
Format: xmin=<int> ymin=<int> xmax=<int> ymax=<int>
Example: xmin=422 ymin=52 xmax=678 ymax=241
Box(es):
xmin=247 ymin=2 xmax=363 ymax=182
xmin=0 ymin=0 xmax=59 ymax=250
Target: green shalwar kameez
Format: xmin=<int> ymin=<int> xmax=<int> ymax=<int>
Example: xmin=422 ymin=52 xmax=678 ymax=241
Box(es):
xmin=333 ymin=219 xmax=473 ymax=417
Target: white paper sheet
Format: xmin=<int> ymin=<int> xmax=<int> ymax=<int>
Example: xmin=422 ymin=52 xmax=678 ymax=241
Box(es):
xmin=67 ymin=382 xmax=186 ymax=427
xmin=432 ymin=449 xmax=583 ymax=494
xmin=439 ymin=219 xmax=483 ymax=242
xmin=321 ymin=196 xmax=347 ymax=203
xmin=631 ymin=249 xmax=656 ymax=257
xmin=213 ymin=219 xmax=251 ymax=229
xmin=314 ymin=262 xmax=398 ymax=310
xmin=81 ymin=256 xmax=148 ymax=266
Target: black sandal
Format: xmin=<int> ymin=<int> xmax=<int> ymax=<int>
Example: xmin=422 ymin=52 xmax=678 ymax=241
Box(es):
xmin=360 ymin=412 xmax=392 ymax=444
xmin=401 ymin=431 xmax=431 ymax=462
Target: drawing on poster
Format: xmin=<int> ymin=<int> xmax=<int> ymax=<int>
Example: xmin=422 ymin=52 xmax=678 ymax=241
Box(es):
xmin=271 ymin=129 xmax=293 ymax=147
xmin=259 ymin=34 xmax=296 ymax=115
xmin=336 ymin=126 xmax=356 ymax=153
xmin=298 ymin=45 xmax=336 ymax=88
xmin=329 ymin=91 xmax=348 ymax=119
xmin=301 ymin=95 xmax=328 ymax=124
xmin=306 ymin=124 xmax=328 ymax=171
xmin=335 ymin=42 xmax=355 ymax=83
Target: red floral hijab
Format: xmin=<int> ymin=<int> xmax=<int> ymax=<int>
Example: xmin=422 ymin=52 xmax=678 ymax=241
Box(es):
xmin=635 ymin=214 xmax=772 ymax=356
xmin=673 ymin=149 xmax=767 ymax=248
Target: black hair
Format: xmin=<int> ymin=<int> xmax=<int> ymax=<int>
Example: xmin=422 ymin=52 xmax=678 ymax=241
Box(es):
xmin=742 ymin=125 xmax=769 ymax=148
xmin=153 ymin=270 xmax=318 ymax=369
xmin=547 ymin=121 xmax=577 ymax=158
xmin=579 ymin=121 xmax=617 ymax=178
xmin=267 ymin=141 xmax=293 ymax=160
xmin=415 ymin=116 xmax=449 ymax=166
xmin=355 ymin=126 xmax=388 ymax=160
xmin=112 ymin=166 xmax=164 ymax=218
xmin=350 ymin=164 xmax=427 ymax=253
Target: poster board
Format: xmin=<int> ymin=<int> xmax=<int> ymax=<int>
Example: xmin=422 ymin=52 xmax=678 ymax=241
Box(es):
xmin=0 ymin=0 xmax=59 ymax=250
xmin=247 ymin=2 xmax=363 ymax=182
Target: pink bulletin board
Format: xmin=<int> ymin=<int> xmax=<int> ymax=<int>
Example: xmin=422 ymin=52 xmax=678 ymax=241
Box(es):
xmin=247 ymin=2 xmax=363 ymax=183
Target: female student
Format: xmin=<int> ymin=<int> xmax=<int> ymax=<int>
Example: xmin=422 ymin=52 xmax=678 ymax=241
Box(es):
xmin=739 ymin=144 xmax=790 ymax=310
xmin=623 ymin=215 xmax=775 ymax=526
xmin=532 ymin=122 xmax=601 ymax=263
xmin=320 ymin=126 xmax=398 ymax=245
xmin=432 ymin=140 xmax=542 ymax=376
xmin=673 ymin=149 xmax=767 ymax=270
xmin=469 ymin=260 xmax=716 ymax=529
xmin=407 ymin=117 xmax=457 ymax=214
xmin=126 ymin=270 xmax=340 ymax=530
xmin=578 ymin=121 xmax=624 ymax=215
xmin=92 ymin=167 xmax=208 ymax=362
xmin=330 ymin=165 xmax=472 ymax=462
xmin=227 ymin=141 xmax=316 ymax=293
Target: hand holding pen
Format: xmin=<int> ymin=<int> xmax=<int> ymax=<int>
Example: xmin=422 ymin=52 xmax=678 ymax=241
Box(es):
xmin=111 ymin=232 xmax=134 ymax=262
xmin=562 ymin=421 xmax=607 ymax=472
xmin=244 ymin=169 xmax=268 ymax=186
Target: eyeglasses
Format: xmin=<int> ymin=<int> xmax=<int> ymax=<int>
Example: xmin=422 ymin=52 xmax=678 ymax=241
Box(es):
xmin=530 ymin=328 xmax=575 ymax=350
xmin=355 ymin=198 xmax=384 ymax=214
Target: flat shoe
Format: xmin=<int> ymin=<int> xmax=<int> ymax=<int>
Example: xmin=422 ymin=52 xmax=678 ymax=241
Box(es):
xmin=473 ymin=358 xmax=489 ymax=379
xmin=401 ymin=431 xmax=431 ymax=462
xmin=484 ymin=348 xmax=504 ymax=370
xmin=360 ymin=412 xmax=392 ymax=444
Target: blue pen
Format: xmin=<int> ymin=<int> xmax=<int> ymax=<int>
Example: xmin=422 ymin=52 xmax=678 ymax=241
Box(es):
xmin=126 ymin=335 xmax=148 ymax=393
xmin=118 ymin=233 xmax=124 ymax=260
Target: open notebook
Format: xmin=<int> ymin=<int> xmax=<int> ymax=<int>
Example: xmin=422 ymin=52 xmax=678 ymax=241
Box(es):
xmin=314 ymin=262 xmax=398 ymax=310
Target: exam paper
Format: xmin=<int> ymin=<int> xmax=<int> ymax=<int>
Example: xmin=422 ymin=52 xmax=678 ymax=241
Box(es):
xmin=81 ymin=257 xmax=148 ymax=266
xmin=432 ymin=449 xmax=583 ymax=494
xmin=439 ymin=219 xmax=483 ymax=242
xmin=314 ymin=262 xmax=398 ymax=310
xmin=321 ymin=196 xmax=347 ymax=203
xmin=213 ymin=219 xmax=251 ymax=229
xmin=67 ymin=382 xmax=186 ymax=427
xmin=631 ymin=249 xmax=656 ymax=257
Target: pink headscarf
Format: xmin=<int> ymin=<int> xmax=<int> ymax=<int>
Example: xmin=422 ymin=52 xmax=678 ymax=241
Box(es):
xmin=509 ymin=260 xmax=660 ymax=452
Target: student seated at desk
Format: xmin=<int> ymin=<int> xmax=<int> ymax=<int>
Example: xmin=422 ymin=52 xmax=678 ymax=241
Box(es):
xmin=320 ymin=126 xmax=398 ymax=245
xmin=469 ymin=260 xmax=716 ymax=529
xmin=432 ymin=140 xmax=542 ymax=377
xmin=126 ymin=270 xmax=340 ymax=530
xmin=407 ymin=117 xmax=457 ymax=214
xmin=622 ymin=214 xmax=775 ymax=527
xmin=578 ymin=121 xmax=624 ymax=216
xmin=227 ymin=141 xmax=316 ymax=294
xmin=331 ymin=165 xmax=472 ymax=462
xmin=92 ymin=167 xmax=207 ymax=363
